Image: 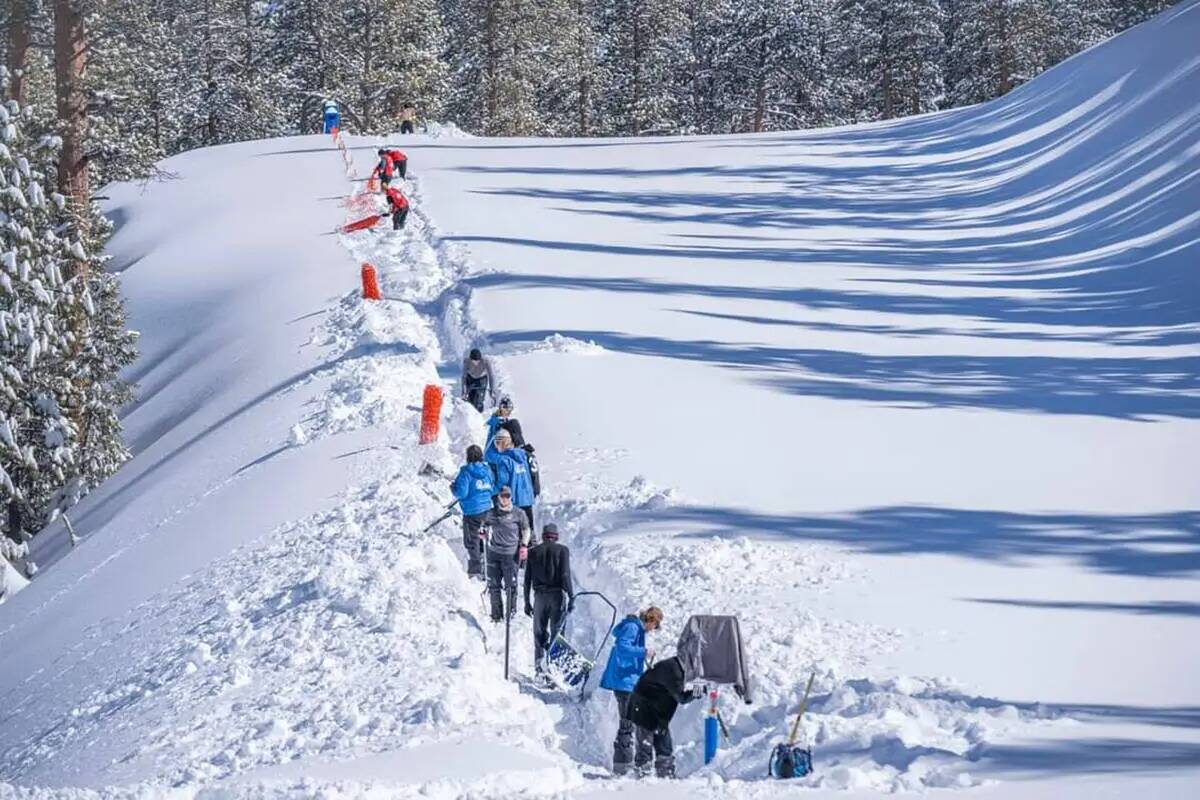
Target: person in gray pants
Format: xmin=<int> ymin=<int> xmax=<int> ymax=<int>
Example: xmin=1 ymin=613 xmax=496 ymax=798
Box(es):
xmin=483 ymin=486 xmax=530 ymax=622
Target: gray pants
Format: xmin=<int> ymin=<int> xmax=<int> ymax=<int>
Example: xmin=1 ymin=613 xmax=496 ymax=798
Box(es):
xmin=612 ymin=691 xmax=675 ymax=777
xmin=462 ymin=513 xmax=487 ymax=575
xmin=486 ymin=549 xmax=517 ymax=620
xmin=532 ymin=591 xmax=565 ymax=669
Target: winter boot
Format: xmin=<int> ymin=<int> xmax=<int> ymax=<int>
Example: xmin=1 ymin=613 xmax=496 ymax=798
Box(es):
xmin=654 ymin=756 xmax=676 ymax=779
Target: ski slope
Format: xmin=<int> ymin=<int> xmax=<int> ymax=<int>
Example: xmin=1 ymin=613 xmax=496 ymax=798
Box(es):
xmin=1 ymin=2 xmax=1198 ymax=798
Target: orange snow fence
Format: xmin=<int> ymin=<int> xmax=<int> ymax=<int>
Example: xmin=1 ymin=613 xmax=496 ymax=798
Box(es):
xmin=342 ymin=214 xmax=383 ymax=233
xmin=361 ymin=263 xmax=381 ymax=300
xmin=419 ymin=385 xmax=443 ymax=444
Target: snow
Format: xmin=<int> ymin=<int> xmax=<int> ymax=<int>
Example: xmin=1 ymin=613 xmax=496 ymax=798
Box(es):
xmin=1 ymin=3 xmax=1199 ymax=798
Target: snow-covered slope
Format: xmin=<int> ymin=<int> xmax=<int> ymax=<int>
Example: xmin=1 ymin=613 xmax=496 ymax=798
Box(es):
xmin=2 ymin=2 xmax=1198 ymax=798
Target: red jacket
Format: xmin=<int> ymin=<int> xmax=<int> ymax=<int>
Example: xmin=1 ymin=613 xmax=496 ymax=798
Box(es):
xmin=386 ymin=186 xmax=409 ymax=210
xmin=384 ymin=148 xmax=407 ymax=164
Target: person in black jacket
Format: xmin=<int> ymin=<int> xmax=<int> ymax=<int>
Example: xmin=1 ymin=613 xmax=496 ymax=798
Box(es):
xmin=524 ymin=523 xmax=573 ymax=676
xmin=627 ymin=655 xmax=702 ymax=778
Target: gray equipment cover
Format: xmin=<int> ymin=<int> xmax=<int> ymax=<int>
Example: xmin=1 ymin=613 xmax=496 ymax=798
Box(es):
xmin=676 ymin=615 xmax=753 ymax=703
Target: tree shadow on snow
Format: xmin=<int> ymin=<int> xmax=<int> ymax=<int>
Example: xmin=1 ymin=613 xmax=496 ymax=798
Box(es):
xmin=611 ymin=504 xmax=1200 ymax=579
xmin=484 ymin=325 xmax=1200 ymax=420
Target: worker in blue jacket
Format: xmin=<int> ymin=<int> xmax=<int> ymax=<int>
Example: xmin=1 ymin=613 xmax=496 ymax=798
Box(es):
xmin=486 ymin=428 xmax=535 ymax=529
xmin=451 ymin=444 xmax=494 ymax=577
xmin=600 ymin=607 xmax=664 ymax=776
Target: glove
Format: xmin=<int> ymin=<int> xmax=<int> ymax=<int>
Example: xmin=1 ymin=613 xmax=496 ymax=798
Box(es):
xmin=518 ymin=545 xmax=528 ymax=566
xmin=645 ymin=647 xmax=656 ymax=665
xmin=524 ymin=602 xmax=534 ymax=617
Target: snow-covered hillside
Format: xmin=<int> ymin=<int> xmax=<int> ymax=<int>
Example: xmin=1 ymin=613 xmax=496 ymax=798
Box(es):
xmin=2 ymin=2 xmax=1198 ymax=798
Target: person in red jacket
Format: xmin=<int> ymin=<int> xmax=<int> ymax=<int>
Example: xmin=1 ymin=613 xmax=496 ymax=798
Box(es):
xmin=374 ymin=148 xmax=408 ymax=185
xmin=385 ymin=186 xmax=409 ymax=230
xmin=384 ymin=147 xmax=408 ymax=179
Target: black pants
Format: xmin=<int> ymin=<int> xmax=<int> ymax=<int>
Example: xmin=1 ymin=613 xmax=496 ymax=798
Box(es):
xmin=519 ymin=504 xmax=534 ymax=532
xmin=396 ymin=159 xmax=408 ymax=179
xmin=532 ymin=591 xmax=565 ymax=669
xmin=464 ymin=375 xmax=488 ymax=412
xmin=392 ymin=207 xmax=408 ymax=230
xmin=612 ymin=692 xmax=674 ymax=777
xmin=462 ymin=512 xmax=486 ymax=575
xmin=400 ymin=120 xmax=415 ymax=134
xmin=486 ymin=548 xmax=517 ymax=620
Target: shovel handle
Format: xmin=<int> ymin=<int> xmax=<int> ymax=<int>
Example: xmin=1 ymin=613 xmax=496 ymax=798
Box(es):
xmin=787 ymin=671 xmax=817 ymax=746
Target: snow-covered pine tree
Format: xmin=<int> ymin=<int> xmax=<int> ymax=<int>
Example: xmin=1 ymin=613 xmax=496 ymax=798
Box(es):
xmin=442 ymin=0 xmax=559 ymax=136
xmin=945 ymin=0 xmax=1047 ymax=106
xmin=1106 ymin=0 xmax=1176 ymax=30
xmin=601 ymin=0 xmax=683 ymax=135
xmin=320 ymin=0 xmax=446 ymax=134
xmin=0 ymin=89 xmax=82 ymax=533
xmin=1038 ymin=0 xmax=1111 ymax=67
xmin=0 ymin=73 xmax=135 ymax=544
xmin=537 ymin=0 xmax=607 ymax=136
xmin=712 ymin=0 xmax=823 ymax=133
xmin=669 ymin=0 xmax=724 ymax=133
xmin=833 ymin=0 xmax=944 ymax=122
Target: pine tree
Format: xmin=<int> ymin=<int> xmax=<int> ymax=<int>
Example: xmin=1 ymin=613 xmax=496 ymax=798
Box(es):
xmin=1107 ymin=0 xmax=1176 ymax=30
xmin=834 ymin=0 xmax=944 ymax=122
xmin=602 ymin=0 xmax=682 ymax=135
xmin=0 ymin=74 xmax=135 ymax=541
xmin=946 ymin=0 xmax=1045 ymax=106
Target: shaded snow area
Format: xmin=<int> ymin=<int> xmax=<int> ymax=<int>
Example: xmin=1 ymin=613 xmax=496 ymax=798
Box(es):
xmin=2 ymin=3 xmax=1199 ymax=799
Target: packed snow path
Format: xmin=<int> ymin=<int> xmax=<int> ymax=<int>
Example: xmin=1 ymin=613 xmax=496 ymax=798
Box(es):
xmin=1 ymin=4 xmax=1198 ymax=798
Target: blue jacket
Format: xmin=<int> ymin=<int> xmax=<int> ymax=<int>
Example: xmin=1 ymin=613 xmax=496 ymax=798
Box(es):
xmin=451 ymin=462 xmax=495 ymax=516
xmin=486 ymin=446 xmax=535 ymax=507
xmin=600 ymin=615 xmax=646 ymax=692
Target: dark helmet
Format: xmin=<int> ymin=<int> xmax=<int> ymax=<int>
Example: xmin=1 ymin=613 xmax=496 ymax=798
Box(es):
xmin=466 ymin=444 xmax=484 ymax=462
xmin=469 ymin=348 xmax=482 ymax=360
xmin=498 ymin=395 xmax=513 ymax=411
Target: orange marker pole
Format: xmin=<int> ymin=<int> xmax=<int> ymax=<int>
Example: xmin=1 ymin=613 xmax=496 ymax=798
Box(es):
xmin=361 ymin=263 xmax=381 ymax=300
xmin=419 ymin=385 xmax=444 ymax=445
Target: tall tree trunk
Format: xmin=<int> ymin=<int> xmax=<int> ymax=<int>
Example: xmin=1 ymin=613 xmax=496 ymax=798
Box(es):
xmin=54 ymin=0 xmax=90 ymax=222
xmin=7 ymin=0 xmax=32 ymax=106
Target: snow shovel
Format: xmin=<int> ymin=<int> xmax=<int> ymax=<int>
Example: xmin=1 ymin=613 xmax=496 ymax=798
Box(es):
xmin=545 ymin=591 xmax=617 ymax=698
xmin=769 ymin=671 xmax=816 ymax=779
xmin=341 ymin=214 xmax=384 ymax=233
xmin=423 ymin=499 xmax=459 ymax=532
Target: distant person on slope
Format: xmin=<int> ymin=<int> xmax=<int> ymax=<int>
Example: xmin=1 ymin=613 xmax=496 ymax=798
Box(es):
xmin=400 ymin=104 xmax=417 ymax=135
xmin=450 ymin=444 xmax=494 ymax=578
xmin=482 ymin=486 xmax=530 ymax=622
xmin=524 ymin=523 xmax=574 ymax=678
xmin=384 ymin=186 xmax=409 ymax=230
xmin=600 ymin=607 xmax=664 ymax=776
xmin=485 ymin=395 xmax=525 ymax=447
xmin=461 ymin=348 xmax=496 ymax=412
xmin=322 ymin=100 xmax=340 ymax=134
xmin=626 ymin=653 xmax=702 ymax=778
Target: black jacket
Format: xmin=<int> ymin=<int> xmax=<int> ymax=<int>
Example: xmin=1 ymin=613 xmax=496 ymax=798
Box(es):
xmin=628 ymin=656 xmax=699 ymax=731
xmin=524 ymin=540 xmax=573 ymax=604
